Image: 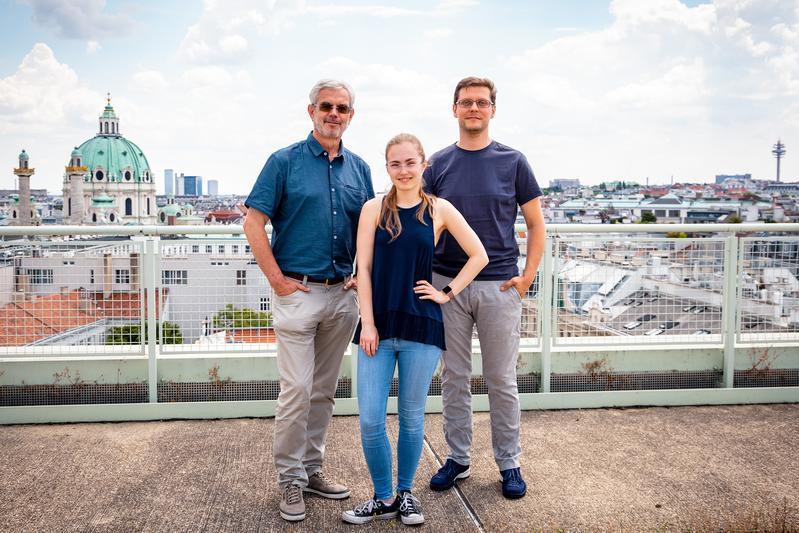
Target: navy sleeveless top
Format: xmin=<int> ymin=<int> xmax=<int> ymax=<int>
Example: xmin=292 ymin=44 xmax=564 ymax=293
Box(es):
xmin=353 ymin=202 xmax=446 ymax=350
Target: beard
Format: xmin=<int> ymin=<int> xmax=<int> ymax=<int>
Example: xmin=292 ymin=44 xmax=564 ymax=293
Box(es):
xmin=315 ymin=118 xmax=348 ymax=139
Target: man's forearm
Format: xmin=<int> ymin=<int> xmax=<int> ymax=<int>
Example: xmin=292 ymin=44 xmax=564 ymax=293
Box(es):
xmin=522 ymin=225 xmax=546 ymax=281
xmin=245 ymin=224 xmax=283 ymax=285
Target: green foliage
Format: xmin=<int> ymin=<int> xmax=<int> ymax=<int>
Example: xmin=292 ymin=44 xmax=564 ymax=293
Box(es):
xmin=106 ymin=321 xmax=183 ymax=345
xmin=728 ymin=214 xmax=743 ymax=223
xmin=666 ymin=231 xmax=688 ymax=238
xmin=639 ymin=211 xmax=657 ymax=224
xmin=212 ymin=304 xmax=271 ymax=329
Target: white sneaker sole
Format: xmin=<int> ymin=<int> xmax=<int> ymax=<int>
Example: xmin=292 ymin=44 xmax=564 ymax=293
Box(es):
xmin=401 ymin=513 xmax=425 ymax=526
xmin=341 ymin=511 xmax=398 ymax=525
xmin=280 ymin=510 xmax=306 ymax=522
xmin=303 ymin=487 xmax=351 ymax=499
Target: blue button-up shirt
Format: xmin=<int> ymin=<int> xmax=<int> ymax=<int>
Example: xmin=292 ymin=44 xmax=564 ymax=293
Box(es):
xmin=245 ymin=132 xmax=374 ymax=279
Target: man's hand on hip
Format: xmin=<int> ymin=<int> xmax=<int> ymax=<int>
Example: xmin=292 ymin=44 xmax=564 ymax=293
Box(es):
xmin=273 ymin=275 xmax=310 ymax=296
xmin=500 ymin=276 xmax=532 ymax=298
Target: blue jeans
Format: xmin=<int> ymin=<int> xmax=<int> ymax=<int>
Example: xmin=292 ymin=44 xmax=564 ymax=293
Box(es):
xmin=357 ymin=338 xmax=442 ymax=500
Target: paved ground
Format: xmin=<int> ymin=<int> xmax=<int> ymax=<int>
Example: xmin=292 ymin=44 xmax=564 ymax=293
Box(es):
xmin=1 ymin=404 xmax=798 ymax=532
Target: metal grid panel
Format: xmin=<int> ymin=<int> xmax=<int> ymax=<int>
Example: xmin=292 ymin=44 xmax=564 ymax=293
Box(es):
xmin=0 ymin=239 xmax=146 ymax=356
xmin=553 ymin=235 xmax=725 ymax=346
xmin=157 ymin=238 xmax=275 ymax=353
xmin=738 ymin=238 xmax=799 ymax=343
xmin=157 ymin=378 xmax=351 ymax=402
xmin=514 ymin=234 xmax=540 ymax=344
xmin=551 ymin=370 xmax=722 ymax=392
xmin=734 ymin=369 xmax=799 ymax=388
xmin=0 ymin=383 xmax=148 ymax=406
xmin=387 ymin=373 xmax=541 ymax=397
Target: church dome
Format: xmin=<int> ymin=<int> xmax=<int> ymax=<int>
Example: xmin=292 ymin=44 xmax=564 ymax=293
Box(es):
xmin=75 ymin=95 xmax=153 ymax=184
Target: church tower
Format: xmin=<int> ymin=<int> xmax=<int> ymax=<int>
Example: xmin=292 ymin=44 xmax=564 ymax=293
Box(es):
xmin=13 ymin=149 xmax=37 ymax=226
xmin=65 ymin=147 xmax=87 ymax=224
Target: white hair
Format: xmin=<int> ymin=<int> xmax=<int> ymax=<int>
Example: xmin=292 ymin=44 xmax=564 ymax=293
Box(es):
xmin=309 ymin=79 xmax=355 ymax=108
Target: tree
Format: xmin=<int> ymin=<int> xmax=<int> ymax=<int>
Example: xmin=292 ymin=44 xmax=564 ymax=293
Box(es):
xmin=640 ymin=211 xmax=657 ymax=224
xmin=106 ymin=321 xmax=183 ymax=345
xmin=728 ymin=214 xmax=743 ymax=223
xmin=212 ymin=304 xmax=272 ymax=329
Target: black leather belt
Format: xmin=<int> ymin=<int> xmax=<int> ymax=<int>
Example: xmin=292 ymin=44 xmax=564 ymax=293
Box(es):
xmin=284 ymin=271 xmax=346 ymax=285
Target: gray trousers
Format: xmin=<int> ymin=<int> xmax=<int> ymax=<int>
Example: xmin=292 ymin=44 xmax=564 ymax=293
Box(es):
xmin=272 ymin=282 xmax=359 ymax=488
xmin=433 ymin=272 xmax=523 ymax=471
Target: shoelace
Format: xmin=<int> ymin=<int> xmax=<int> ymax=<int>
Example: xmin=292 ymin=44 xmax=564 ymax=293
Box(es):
xmin=503 ymin=469 xmax=522 ymax=483
xmin=399 ymin=492 xmax=421 ymax=514
xmin=354 ymin=498 xmax=378 ymax=515
xmin=284 ymin=485 xmax=302 ymax=505
xmin=312 ymin=471 xmax=330 ymax=484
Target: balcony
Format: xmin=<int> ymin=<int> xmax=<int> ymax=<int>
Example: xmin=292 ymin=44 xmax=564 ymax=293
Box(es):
xmin=0 ymin=223 xmax=797 ymax=423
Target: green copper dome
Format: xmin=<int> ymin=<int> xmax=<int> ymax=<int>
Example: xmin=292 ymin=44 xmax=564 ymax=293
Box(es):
xmin=77 ymin=135 xmax=152 ymax=183
xmin=71 ymin=147 xmax=82 ymax=157
xmin=18 ymin=149 xmax=29 ymax=161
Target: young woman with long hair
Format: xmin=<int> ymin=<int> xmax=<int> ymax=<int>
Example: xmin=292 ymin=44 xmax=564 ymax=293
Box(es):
xmin=342 ymin=134 xmax=488 ymax=526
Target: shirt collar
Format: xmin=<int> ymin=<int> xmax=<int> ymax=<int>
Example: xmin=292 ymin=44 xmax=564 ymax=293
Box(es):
xmin=306 ymin=131 xmax=346 ymax=159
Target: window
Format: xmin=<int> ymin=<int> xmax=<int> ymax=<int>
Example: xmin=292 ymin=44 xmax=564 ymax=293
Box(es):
xmin=218 ymin=245 xmax=225 ymax=254
xmin=68 ymin=198 xmax=71 ymax=216
xmin=192 ymin=245 xmax=200 ymax=253
xmin=125 ymin=198 xmax=132 ymax=216
xmin=115 ymin=269 xmax=130 ymax=284
xmin=147 ymin=197 xmax=151 ymax=215
xmin=162 ymin=270 xmax=188 ymax=285
xmin=62 ymin=261 xmax=75 ymax=266
xmin=236 ymin=270 xmax=247 ymax=285
xmin=206 ymin=245 xmax=213 ymax=254
xmin=125 ymin=171 xmax=131 ymax=181
xmin=27 ymin=269 xmax=53 ymax=284
xmin=232 ymin=245 xmax=239 ymax=254
xmin=655 ymin=210 xmax=666 ymax=217
xmin=669 ymin=210 xmax=680 ymax=218
xmin=95 ymin=170 xmax=104 ymax=181
xmin=260 ymin=296 xmax=271 ymax=312
xmin=245 ymin=245 xmax=251 ymax=254
xmin=90 ymin=269 xmax=95 ymax=284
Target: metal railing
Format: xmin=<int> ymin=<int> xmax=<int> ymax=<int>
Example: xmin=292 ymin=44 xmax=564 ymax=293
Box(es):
xmin=1 ymin=223 xmax=798 ymax=423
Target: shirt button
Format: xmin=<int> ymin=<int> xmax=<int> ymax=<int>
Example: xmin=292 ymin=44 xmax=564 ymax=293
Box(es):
xmin=333 ymin=235 xmax=338 ymax=239
xmin=333 ymin=210 xmax=337 ymax=215
xmin=324 ymin=152 xmax=328 ymax=155
xmin=329 ymin=165 xmax=332 ymax=169
xmin=331 ymin=187 xmax=335 ymax=191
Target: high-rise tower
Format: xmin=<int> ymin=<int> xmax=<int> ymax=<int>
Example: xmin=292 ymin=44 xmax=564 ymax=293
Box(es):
xmin=772 ymin=139 xmax=786 ymax=183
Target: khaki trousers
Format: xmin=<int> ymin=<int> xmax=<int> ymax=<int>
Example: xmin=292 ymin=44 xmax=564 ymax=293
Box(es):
xmin=272 ymin=282 xmax=359 ymax=488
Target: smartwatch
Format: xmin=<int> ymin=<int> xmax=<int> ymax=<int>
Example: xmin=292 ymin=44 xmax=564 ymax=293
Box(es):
xmin=442 ymin=285 xmax=454 ymax=300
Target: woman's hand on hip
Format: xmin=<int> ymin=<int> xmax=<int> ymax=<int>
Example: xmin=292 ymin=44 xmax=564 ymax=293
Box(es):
xmin=414 ymin=280 xmax=450 ymax=304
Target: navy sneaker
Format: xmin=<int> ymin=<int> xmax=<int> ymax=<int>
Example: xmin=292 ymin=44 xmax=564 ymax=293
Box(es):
xmin=500 ymin=467 xmax=527 ymax=499
xmin=429 ymin=459 xmax=470 ymax=491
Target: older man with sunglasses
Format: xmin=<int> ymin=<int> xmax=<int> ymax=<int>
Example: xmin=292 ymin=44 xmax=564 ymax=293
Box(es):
xmin=244 ymin=79 xmax=374 ymax=522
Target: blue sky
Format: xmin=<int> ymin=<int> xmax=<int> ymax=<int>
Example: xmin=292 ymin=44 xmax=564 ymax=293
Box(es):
xmin=0 ymin=0 xmax=797 ymax=194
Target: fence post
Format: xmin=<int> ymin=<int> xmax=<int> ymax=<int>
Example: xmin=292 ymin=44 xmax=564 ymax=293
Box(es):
xmin=539 ymin=236 xmax=555 ymax=393
xmin=722 ymin=234 xmax=740 ymax=388
xmin=144 ymin=237 xmax=159 ymax=402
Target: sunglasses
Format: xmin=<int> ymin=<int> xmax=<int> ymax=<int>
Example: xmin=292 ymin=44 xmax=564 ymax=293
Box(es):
xmin=316 ymin=102 xmax=352 ymax=114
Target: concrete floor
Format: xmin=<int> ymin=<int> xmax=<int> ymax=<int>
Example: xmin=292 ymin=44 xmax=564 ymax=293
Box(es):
xmin=1 ymin=404 xmax=798 ymax=532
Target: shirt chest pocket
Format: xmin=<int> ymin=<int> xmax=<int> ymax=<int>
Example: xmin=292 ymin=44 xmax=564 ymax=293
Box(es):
xmin=337 ymin=183 xmax=367 ymax=218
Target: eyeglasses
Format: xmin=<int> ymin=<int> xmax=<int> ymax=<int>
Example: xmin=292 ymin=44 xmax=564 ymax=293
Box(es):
xmin=316 ymin=102 xmax=352 ymax=114
xmin=455 ymin=99 xmax=494 ymax=109
xmin=387 ymin=161 xmax=421 ymax=171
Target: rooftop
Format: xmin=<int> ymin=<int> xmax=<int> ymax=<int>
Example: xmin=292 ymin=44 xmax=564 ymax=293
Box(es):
xmin=1 ymin=405 xmax=797 ymax=531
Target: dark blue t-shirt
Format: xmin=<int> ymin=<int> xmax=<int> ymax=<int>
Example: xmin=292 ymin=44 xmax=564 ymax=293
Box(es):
xmin=423 ymin=141 xmax=542 ymax=280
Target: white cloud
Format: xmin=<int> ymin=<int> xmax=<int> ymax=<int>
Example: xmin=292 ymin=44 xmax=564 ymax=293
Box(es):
xmin=22 ymin=0 xmax=134 ymax=39
xmin=85 ymin=40 xmax=101 ymax=54
xmin=0 ymin=43 xmax=98 ymax=134
xmin=425 ymin=27 xmax=453 ymax=38
xmin=132 ymin=70 xmax=168 ymax=91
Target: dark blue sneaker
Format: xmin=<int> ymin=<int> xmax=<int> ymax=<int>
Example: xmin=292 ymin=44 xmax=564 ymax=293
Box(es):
xmin=500 ymin=467 xmax=527 ymax=499
xmin=429 ymin=459 xmax=470 ymax=491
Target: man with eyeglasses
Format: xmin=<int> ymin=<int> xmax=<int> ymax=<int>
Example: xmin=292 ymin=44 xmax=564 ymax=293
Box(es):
xmin=244 ymin=79 xmax=374 ymax=522
xmin=424 ymin=76 xmax=546 ymax=499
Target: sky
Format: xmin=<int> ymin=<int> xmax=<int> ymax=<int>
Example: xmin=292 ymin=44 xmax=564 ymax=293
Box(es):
xmin=0 ymin=0 xmax=797 ymax=195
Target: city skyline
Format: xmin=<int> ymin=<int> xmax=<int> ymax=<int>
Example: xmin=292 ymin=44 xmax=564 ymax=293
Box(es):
xmin=1 ymin=0 xmax=797 ymax=195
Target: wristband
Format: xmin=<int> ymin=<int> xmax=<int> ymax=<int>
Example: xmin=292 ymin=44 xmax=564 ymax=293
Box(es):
xmin=442 ymin=285 xmax=454 ymax=300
